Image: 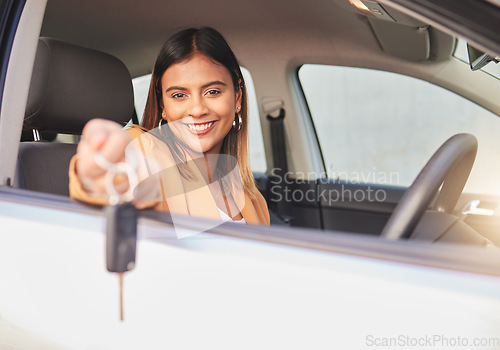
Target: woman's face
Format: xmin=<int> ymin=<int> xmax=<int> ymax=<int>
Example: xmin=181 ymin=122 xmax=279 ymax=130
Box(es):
xmin=160 ymin=53 xmax=242 ymax=156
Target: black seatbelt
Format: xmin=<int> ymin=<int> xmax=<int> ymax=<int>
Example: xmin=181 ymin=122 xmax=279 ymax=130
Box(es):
xmin=266 ymin=108 xmax=293 ymax=224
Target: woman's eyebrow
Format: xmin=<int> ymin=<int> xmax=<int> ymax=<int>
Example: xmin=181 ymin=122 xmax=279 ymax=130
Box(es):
xmin=165 ymin=80 xmax=227 ymax=92
xmin=201 ymin=80 xmax=226 ymax=89
xmin=165 ymin=81 xmax=227 ymax=93
xmin=165 ymin=85 xmax=187 ymax=93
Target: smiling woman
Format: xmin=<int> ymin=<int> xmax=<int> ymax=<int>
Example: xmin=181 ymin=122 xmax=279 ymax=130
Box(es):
xmin=159 ymin=53 xmax=240 ymax=156
xmin=68 ymin=27 xmax=270 ymax=225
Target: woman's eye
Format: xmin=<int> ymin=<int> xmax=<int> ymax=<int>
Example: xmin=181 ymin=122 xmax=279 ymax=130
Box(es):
xmin=172 ymin=93 xmax=186 ymax=99
xmin=206 ymin=89 xmax=221 ymax=96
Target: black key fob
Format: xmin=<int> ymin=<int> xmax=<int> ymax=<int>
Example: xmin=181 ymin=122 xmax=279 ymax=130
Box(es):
xmin=106 ymin=202 xmax=137 ymax=273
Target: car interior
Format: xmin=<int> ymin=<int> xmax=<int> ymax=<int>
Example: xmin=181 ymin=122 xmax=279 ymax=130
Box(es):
xmin=8 ymin=0 xmax=500 ymax=248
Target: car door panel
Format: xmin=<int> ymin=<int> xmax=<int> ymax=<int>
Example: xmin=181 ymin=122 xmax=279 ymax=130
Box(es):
xmin=318 ymin=181 xmax=404 ymax=235
xmin=257 ymin=172 xmax=405 ymax=234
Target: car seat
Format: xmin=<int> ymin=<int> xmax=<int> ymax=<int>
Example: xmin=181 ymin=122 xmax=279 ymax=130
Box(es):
xmin=14 ymin=37 xmax=134 ymax=196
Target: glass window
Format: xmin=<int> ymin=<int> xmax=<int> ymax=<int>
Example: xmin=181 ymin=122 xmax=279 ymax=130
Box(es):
xmin=299 ymin=64 xmax=500 ymax=195
xmin=132 ymin=67 xmax=266 ymax=173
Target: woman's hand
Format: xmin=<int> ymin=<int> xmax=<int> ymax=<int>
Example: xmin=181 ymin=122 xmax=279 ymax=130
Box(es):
xmin=75 ymin=118 xmax=132 ymax=197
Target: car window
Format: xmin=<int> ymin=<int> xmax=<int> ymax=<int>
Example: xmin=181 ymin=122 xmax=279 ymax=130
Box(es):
xmin=132 ymin=67 xmax=266 ymax=173
xmin=299 ymin=64 xmax=500 ymax=195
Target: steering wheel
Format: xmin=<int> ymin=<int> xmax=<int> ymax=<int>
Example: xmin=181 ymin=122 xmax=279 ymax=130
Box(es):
xmin=380 ymin=133 xmax=478 ymax=240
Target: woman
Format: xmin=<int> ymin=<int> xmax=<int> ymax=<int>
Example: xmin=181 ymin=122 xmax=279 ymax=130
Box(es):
xmin=69 ymin=27 xmax=270 ymax=225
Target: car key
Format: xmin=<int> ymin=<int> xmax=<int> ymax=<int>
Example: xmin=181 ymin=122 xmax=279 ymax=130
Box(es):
xmin=105 ymin=201 xmax=137 ymax=321
xmin=95 ymin=151 xmax=139 ymax=321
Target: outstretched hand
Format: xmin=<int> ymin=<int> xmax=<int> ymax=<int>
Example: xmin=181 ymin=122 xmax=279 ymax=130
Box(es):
xmin=76 ymin=118 xmax=132 ymax=197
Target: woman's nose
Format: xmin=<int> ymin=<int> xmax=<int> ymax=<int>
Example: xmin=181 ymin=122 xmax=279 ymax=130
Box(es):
xmin=188 ymin=96 xmax=209 ymax=117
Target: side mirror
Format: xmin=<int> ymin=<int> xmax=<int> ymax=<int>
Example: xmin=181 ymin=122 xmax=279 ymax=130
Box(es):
xmin=467 ymin=44 xmax=499 ymax=71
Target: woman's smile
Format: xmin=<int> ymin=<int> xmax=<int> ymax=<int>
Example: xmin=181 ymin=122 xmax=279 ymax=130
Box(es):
xmin=184 ymin=120 xmax=217 ymax=134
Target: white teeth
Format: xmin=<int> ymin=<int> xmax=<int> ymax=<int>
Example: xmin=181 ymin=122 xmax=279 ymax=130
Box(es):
xmin=188 ymin=122 xmax=213 ymax=131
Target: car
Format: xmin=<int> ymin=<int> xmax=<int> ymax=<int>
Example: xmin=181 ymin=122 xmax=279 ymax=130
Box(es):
xmin=1 ymin=0 xmax=500 ymax=349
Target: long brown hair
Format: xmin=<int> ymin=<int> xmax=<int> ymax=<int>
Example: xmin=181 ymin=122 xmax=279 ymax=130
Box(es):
xmin=141 ymin=27 xmax=258 ymax=198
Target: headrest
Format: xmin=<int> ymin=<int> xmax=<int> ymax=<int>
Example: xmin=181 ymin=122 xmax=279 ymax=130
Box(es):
xmin=24 ymin=38 xmax=134 ymax=134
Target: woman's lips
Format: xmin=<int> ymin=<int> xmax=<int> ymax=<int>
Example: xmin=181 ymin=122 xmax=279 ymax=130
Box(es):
xmin=184 ymin=121 xmax=217 ymax=135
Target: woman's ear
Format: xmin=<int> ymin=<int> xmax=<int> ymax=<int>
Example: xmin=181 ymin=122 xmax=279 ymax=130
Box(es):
xmin=159 ymin=99 xmax=166 ymax=119
xmin=158 ymin=77 xmax=167 ymax=119
xmin=235 ymin=79 xmax=243 ymax=107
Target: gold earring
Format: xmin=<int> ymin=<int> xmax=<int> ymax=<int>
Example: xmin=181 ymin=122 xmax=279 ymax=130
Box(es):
xmin=233 ymin=113 xmax=242 ymax=132
xmin=159 ymin=111 xmax=166 ymax=131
